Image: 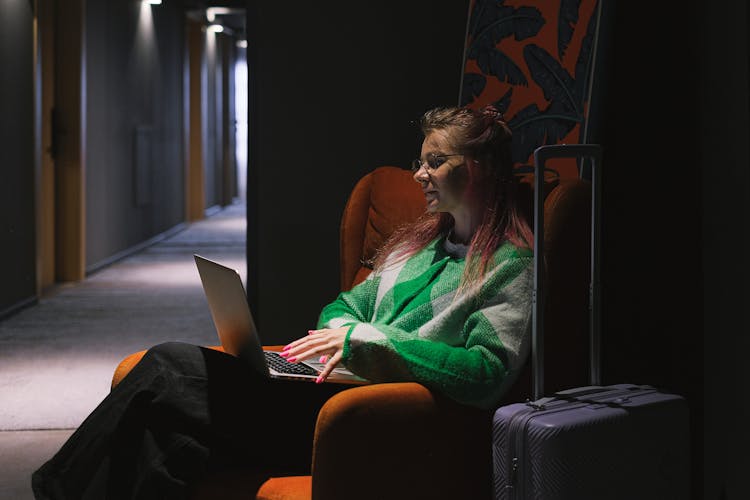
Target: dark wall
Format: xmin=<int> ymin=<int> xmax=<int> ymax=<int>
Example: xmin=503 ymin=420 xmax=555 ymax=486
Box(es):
xmin=596 ymin=1 xmax=747 ymax=498
xmin=86 ymin=0 xmax=185 ymax=270
xmin=698 ymin=2 xmax=749 ymax=499
xmin=0 ymin=0 xmax=36 ymax=316
xmin=597 ymin=0 xmax=702 ymax=400
xmin=596 ymin=0 xmax=705 ymax=495
xmin=245 ymin=0 xmax=470 ymax=341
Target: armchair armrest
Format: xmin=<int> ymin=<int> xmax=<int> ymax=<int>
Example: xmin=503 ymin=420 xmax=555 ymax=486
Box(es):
xmin=111 ymin=345 xmax=285 ymax=390
xmin=310 ymin=382 xmax=493 ymax=500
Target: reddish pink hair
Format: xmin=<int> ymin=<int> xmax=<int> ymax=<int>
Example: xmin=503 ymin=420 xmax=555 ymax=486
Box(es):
xmin=374 ymin=105 xmax=533 ymax=291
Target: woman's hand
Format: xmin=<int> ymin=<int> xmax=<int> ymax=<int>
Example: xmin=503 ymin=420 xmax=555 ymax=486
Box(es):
xmin=280 ymin=326 xmax=350 ymax=383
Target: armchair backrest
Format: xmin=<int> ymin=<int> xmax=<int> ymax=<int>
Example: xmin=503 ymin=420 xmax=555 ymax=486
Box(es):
xmin=339 ymin=166 xmax=591 ymax=401
xmin=339 ymin=166 xmax=425 ymax=291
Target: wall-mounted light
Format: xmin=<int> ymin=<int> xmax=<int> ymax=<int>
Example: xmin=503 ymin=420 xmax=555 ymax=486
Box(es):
xmin=206 ymin=7 xmax=232 ymax=23
xmin=236 ymin=40 xmax=248 ymax=49
xmin=145 ymin=0 xmax=162 ymax=5
xmin=207 ymin=24 xmax=224 ymax=33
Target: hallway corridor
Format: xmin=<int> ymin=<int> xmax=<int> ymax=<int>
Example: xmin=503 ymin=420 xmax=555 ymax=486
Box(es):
xmin=0 ymin=202 xmax=246 ymax=499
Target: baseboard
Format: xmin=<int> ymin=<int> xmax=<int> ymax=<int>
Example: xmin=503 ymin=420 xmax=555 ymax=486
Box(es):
xmin=0 ymin=296 xmax=39 ymax=321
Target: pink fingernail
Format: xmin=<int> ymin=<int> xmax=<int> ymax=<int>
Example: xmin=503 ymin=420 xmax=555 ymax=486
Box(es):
xmin=282 ymin=345 xmax=291 ymax=351
xmin=308 ymin=330 xmax=314 ymax=335
xmin=315 ymin=376 xmax=323 ymax=384
xmin=288 ymin=357 xmax=297 ymax=363
xmin=279 ymin=351 xmax=289 ymax=357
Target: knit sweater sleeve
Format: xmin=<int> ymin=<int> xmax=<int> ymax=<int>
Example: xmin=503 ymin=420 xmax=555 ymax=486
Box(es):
xmin=316 ymin=273 xmax=380 ymax=329
xmin=318 ymin=252 xmax=533 ymax=410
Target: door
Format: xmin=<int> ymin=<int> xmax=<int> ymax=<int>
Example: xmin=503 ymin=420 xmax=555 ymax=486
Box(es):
xmin=36 ymin=0 xmax=87 ymax=287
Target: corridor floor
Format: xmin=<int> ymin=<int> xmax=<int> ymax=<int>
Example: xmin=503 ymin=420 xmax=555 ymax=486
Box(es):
xmin=0 ymin=202 xmax=245 ymax=499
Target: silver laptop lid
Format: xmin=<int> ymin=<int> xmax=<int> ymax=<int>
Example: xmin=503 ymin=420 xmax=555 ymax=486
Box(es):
xmin=193 ymin=254 xmax=269 ymax=377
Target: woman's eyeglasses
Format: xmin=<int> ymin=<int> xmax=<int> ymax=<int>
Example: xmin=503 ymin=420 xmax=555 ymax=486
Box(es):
xmin=411 ymin=153 xmax=463 ymax=174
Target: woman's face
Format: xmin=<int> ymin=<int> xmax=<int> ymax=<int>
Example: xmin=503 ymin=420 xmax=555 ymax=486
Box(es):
xmin=413 ymin=129 xmax=469 ymax=215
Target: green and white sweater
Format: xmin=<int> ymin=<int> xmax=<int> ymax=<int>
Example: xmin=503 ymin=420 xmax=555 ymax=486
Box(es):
xmin=317 ymin=236 xmax=533 ymax=409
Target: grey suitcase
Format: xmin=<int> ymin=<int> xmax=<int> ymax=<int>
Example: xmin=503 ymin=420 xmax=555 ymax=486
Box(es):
xmin=492 ymin=145 xmax=690 ymax=500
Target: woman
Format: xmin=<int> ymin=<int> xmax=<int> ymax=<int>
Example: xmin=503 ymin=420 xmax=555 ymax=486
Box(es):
xmin=32 ymin=105 xmax=533 ymax=499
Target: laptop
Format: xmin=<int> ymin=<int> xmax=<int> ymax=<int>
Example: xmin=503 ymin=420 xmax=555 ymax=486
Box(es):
xmin=193 ymin=254 xmax=368 ymax=385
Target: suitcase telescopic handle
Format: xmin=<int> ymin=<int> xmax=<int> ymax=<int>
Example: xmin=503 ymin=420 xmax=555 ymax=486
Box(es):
xmin=532 ymin=144 xmax=603 ymax=400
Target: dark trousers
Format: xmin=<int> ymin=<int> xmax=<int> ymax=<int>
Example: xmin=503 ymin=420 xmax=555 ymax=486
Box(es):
xmin=31 ymin=342 xmax=351 ymax=499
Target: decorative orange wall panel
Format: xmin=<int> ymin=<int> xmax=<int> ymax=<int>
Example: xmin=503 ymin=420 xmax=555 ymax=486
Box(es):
xmin=460 ymin=0 xmax=600 ymax=179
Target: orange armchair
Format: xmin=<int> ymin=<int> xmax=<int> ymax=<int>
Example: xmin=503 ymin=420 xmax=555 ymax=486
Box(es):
xmin=112 ymin=165 xmax=592 ymax=499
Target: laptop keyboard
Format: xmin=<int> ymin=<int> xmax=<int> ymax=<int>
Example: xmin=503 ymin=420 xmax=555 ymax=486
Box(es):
xmin=264 ymin=351 xmax=318 ymax=376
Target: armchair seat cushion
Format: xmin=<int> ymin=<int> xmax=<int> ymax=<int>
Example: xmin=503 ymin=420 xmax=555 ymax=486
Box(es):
xmin=257 ymin=476 xmax=311 ymax=500
xmin=188 ymin=470 xmax=311 ymax=500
